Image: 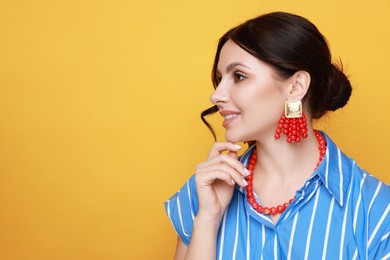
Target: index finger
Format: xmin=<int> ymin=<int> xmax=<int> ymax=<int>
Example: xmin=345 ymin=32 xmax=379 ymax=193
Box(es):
xmin=207 ymin=142 xmax=241 ymax=159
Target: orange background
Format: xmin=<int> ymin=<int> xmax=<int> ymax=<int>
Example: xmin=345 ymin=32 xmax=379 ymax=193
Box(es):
xmin=0 ymin=0 xmax=389 ymax=259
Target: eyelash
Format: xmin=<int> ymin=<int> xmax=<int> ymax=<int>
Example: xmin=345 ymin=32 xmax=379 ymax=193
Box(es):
xmin=233 ymin=72 xmax=246 ymax=82
xmin=215 ymin=71 xmax=246 ymax=85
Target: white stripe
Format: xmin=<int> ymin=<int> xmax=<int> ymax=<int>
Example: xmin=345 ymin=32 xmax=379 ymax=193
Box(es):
xmin=381 ymin=231 xmax=390 ymax=241
xmin=322 ymin=197 xmax=335 ymax=260
xmin=353 ymin=173 xmax=367 ymax=232
xmin=176 ymin=196 xmax=190 ymax=237
xmin=297 ymin=189 xmax=306 ymax=204
xmin=369 ymin=182 xmax=382 ymax=212
xmin=186 ymin=182 xmax=195 ymax=220
xmin=368 ymin=203 xmax=390 ymax=247
xmin=325 ymin=149 xmax=330 ymax=187
xmin=337 ymin=148 xmax=344 ymax=205
xmin=302 ymin=181 xmax=318 ymax=204
xmin=381 ymin=252 xmax=390 ymax=260
xmin=260 ymin=224 xmax=265 ymax=260
xmin=274 ymin=234 xmax=278 ymax=259
xmin=218 ymin=211 xmax=227 ymax=260
xmin=253 ymin=209 xmax=274 ymax=225
xmin=352 ymin=249 xmax=358 ymax=260
xmin=246 ymin=211 xmax=250 ymax=260
xmin=165 ymin=200 xmax=173 ymax=225
xmin=366 ymin=182 xmax=383 ymax=260
xmin=287 ymin=211 xmax=299 ymax=260
xmin=252 ymin=193 xmax=274 ymax=226
xmin=262 ymin=224 xmax=265 ymax=246
xmin=165 ymin=200 xmax=171 ymax=216
xmin=339 ymin=174 xmax=354 ymax=260
xmin=232 ymin=194 xmax=240 ymax=260
xmin=304 ymin=186 xmax=321 ymax=260
xmin=283 ymin=208 xmax=293 ymax=222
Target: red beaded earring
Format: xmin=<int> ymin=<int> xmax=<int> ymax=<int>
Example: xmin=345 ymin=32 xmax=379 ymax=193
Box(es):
xmin=274 ymin=100 xmax=308 ymax=143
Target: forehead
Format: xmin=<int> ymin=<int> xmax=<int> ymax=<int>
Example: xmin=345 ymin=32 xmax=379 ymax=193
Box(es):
xmin=217 ymin=40 xmax=277 ymax=76
xmin=218 ymin=40 xmax=256 ymax=66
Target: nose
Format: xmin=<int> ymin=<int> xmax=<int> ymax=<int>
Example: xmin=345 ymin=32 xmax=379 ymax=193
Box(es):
xmin=210 ymin=82 xmax=229 ymax=105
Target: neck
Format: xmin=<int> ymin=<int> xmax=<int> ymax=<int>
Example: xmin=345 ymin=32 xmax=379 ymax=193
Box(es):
xmin=253 ymin=128 xmax=320 ymax=182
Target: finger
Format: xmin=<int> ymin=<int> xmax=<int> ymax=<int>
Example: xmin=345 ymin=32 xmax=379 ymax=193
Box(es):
xmin=197 ymin=170 xmax=236 ymax=187
xmin=210 ymin=153 xmax=250 ymax=177
xmin=197 ymin=165 xmax=248 ymax=187
xmin=216 ymin=164 xmax=248 ymax=187
xmin=208 ymin=142 xmax=241 ymax=159
xmin=197 ymin=154 xmax=250 ymax=178
xmin=196 ymin=169 xmax=232 ymax=187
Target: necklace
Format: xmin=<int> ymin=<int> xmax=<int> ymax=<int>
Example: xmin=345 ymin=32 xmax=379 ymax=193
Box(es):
xmin=246 ymin=130 xmax=327 ymax=215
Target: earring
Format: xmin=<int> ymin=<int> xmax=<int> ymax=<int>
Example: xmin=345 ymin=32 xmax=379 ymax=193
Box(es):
xmin=274 ymin=100 xmax=308 ymax=143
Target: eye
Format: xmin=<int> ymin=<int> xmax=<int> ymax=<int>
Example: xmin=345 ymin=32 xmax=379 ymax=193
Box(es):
xmin=214 ymin=74 xmax=222 ymax=87
xmin=233 ymin=72 xmax=246 ymax=82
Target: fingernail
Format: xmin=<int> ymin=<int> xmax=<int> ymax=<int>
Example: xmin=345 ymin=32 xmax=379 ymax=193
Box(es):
xmin=231 ymin=179 xmax=235 ymax=185
xmin=242 ymin=179 xmax=248 ymax=186
xmin=243 ymin=168 xmax=250 ymax=176
xmin=234 ymin=144 xmax=241 ymax=150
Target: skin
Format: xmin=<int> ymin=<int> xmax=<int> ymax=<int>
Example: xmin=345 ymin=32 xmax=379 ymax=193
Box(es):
xmin=174 ymin=40 xmax=321 ymax=259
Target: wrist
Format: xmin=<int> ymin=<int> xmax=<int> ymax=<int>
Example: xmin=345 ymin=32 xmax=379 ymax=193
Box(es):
xmin=194 ymin=212 xmax=222 ymax=232
xmin=185 ymin=213 xmax=221 ymax=259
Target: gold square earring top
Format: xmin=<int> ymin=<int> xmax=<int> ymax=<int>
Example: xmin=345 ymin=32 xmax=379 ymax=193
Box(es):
xmin=284 ymin=100 xmax=302 ymax=118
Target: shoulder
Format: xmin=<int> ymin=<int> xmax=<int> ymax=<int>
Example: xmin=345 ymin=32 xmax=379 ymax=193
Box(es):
xmin=320 ymin=131 xmax=390 ymax=206
xmin=338 ymin=153 xmax=390 ymax=255
xmin=334 ymin=142 xmax=390 ymax=211
xmin=344 ymin=158 xmax=390 ymax=254
xmin=350 ymin=163 xmax=390 ymax=206
xmin=356 ymin=170 xmax=390 ymax=256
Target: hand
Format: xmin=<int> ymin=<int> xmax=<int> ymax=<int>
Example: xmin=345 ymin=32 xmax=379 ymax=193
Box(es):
xmin=195 ymin=142 xmax=249 ymax=221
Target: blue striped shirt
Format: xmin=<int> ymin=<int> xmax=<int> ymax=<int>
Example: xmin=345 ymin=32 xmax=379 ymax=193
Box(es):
xmin=164 ymin=132 xmax=390 ymax=259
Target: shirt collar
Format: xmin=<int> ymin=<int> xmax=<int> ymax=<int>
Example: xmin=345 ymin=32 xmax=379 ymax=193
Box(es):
xmin=237 ymin=131 xmax=353 ymax=207
xmin=315 ymin=131 xmax=353 ymax=206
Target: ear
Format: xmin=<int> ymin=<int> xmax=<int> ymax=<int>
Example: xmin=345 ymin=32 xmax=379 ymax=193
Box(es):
xmin=286 ymin=70 xmax=311 ymax=100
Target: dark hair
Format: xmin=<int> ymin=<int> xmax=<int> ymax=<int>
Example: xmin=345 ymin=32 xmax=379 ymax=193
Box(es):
xmin=201 ymin=12 xmax=352 ymax=139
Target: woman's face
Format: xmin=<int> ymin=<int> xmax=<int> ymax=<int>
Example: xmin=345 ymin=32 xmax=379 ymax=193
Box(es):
xmin=210 ymin=40 xmax=289 ymax=143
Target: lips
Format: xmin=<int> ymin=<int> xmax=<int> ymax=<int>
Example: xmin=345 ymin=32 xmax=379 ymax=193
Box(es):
xmin=220 ymin=110 xmax=240 ymax=127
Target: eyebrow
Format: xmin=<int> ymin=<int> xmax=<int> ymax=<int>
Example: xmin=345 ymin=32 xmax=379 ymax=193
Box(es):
xmin=218 ymin=62 xmax=252 ymax=74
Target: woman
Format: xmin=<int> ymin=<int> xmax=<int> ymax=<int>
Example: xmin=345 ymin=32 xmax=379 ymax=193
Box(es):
xmin=164 ymin=12 xmax=390 ymax=259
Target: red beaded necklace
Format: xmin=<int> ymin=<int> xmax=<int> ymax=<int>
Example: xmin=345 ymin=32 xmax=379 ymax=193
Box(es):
xmin=246 ymin=130 xmax=327 ymax=215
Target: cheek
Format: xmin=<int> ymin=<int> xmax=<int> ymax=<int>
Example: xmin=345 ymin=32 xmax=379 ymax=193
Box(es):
xmin=231 ymin=78 xmax=285 ymax=113
xmin=244 ymin=86 xmax=285 ymax=121
xmin=252 ymin=84 xmax=283 ymax=109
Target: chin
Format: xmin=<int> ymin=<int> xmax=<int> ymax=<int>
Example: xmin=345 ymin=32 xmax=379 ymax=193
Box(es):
xmin=225 ymin=131 xmax=246 ymax=143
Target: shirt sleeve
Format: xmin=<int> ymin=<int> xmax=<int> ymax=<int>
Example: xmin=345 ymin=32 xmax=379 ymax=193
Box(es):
xmin=164 ymin=174 xmax=198 ymax=246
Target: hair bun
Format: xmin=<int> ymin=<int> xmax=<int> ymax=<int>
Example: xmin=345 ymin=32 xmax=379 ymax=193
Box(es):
xmin=324 ymin=62 xmax=352 ymax=112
